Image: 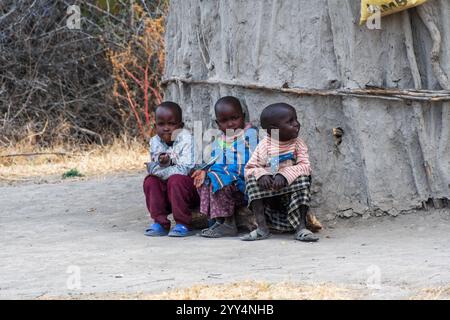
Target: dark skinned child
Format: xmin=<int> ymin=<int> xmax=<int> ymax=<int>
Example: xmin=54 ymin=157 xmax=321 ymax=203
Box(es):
xmin=242 ymin=103 xmax=319 ymax=242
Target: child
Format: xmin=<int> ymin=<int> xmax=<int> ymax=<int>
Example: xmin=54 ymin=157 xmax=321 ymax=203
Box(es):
xmin=242 ymin=103 xmax=319 ymax=242
xmin=143 ymin=101 xmax=199 ymax=237
xmin=191 ymin=96 xmax=257 ymax=238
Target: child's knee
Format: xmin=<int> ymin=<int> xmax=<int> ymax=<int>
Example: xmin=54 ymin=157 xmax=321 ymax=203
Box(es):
xmin=144 ymin=175 xmax=161 ymax=185
xmin=168 ymin=174 xmax=190 ymax=183
xmin=143 ymin=175 xmax=163 ymax=191
xmin=167 ymin=174 xmax=193 ymax=190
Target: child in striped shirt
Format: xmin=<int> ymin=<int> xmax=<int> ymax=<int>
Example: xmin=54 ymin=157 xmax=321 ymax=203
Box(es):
xmin=242 ymin=103 xmax=319 ymax=242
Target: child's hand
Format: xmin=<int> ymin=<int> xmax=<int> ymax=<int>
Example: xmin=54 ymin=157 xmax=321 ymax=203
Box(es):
xmin=158 ymin=153 xmax=171 ymax=167
xmin=272 ymin=174 xmax=288 ymax=191
xmin=191 ymin=170 xmax=206 ymax=188
xmin=257 ymin=175 xmax=274 ymax=190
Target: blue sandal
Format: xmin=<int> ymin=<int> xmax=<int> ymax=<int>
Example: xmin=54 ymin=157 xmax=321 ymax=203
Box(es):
xmin=168 ymin=224 xmax=194 ymax=237
xmin=144 ymin=223 xmax=169 ymax=237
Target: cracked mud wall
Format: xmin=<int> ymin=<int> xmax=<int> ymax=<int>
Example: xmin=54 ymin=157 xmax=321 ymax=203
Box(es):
xmin=163 ymin=0 xmax=450 ymax=218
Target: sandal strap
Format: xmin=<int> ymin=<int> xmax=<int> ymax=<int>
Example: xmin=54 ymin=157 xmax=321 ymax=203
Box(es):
xmin=297 ymin=228 xmax=312 ymax=236
xmin=255 ymin=228 xmax=269 ymax=237
xmin=172 ymin=224 xmax=188 ymax=233
xmin=201 ymin=223 xmax=237 ymax=238
xmin=241 ymin=228 xmax=270 ymax=241
xmin=147 ymin=223 xmax=166 ymax=232
xmin=250 ymin=229 xmax=260 ymax=238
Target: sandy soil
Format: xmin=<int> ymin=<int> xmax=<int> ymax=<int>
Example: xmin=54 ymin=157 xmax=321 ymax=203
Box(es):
xmin=1 ymin=173 xmax=449 ymax=299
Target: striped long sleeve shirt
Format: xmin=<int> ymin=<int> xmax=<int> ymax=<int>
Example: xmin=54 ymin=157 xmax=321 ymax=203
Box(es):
xmin=244 ymin=136 xmax=311 ymax=186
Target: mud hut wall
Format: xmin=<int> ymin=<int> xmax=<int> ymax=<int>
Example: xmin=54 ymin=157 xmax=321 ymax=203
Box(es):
xmin=163 ymin=0 xmax=450 ymax=217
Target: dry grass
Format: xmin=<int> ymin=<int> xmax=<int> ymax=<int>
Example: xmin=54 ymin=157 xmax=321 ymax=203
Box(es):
xmin=39 ymin=282 xmax=450 ymax=300
xmin=410 ymin=286 xmax=450 ymax=300
xmin=148 ymin=281 xmax=354 ymax=300
xmin=0 ymin=137 xmax=148 ymax=182
xmin=40 ymin=281 xmax=356 ymax=300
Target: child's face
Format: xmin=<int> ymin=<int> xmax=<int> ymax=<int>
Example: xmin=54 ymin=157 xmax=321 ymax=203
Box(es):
xmin=215 ymin=103 xmax=245 ymax=133
xmin=272 ymin=108 xmax=300 ymax=141
xmin=155 ymin=107 xmax=183 ymax=144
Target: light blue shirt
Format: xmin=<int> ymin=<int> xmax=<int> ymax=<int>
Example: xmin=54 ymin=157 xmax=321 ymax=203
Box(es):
xmin=147 ymin=129 xmax=195 ymax=180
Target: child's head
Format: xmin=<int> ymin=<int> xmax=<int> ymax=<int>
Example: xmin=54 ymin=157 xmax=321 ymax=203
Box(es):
xmin=155 ymin=101 xmax=184 ymax=144
xmin=260 ymin=103 xmax=300 ymax=141
xmin=214 ymin=96 xmax=245 ymax=133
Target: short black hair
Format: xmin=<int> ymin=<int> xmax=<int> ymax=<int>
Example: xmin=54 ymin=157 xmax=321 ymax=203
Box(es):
xmin=214 ymin=96 xmax=244 ymax=115
xmin=260 ymin=103 xmax=295 ymax=129
xmin=155 ymin=101 xmax=182 ymax=122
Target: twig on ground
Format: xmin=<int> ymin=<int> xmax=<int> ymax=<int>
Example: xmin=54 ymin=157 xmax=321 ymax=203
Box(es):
xmin=0 ymin=152 xmax=69 ymax=158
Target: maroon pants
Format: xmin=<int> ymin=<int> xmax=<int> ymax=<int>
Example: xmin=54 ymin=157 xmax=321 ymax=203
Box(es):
xmin=143 ymin=174 xmax=199 ymax=229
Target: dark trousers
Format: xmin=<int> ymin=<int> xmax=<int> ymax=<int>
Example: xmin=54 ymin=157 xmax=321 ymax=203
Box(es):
xmin=143 ymin=174 xmax=200 ymax=229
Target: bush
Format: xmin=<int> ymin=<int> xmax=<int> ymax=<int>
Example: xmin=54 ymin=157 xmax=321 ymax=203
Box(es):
xmin=0 ymin=0 xmax=167 ymax=148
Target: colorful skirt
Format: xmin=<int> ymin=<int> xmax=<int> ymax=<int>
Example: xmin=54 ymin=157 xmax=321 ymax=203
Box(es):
xmin=199 ymin=184 xmax=246 ymax=219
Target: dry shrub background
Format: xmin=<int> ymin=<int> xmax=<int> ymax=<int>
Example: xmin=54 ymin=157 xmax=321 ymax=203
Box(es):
xmin=0 ymin=0 xmax=167 ymax=149
xmin=0 ymin=135 xmax=148 ymax=181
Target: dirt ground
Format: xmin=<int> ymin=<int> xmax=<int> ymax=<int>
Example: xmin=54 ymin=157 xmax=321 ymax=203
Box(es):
xmin=1 ymin=173 xmax=449 ymax=300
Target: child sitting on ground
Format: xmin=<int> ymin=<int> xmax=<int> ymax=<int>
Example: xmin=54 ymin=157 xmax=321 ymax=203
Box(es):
xmin=191 ymin=96 xmax=258 ymax=238
xmin=143 ymin=101 xmax=199 ymax=237
xmin=242 ymin=102 xmax=319 ymax=242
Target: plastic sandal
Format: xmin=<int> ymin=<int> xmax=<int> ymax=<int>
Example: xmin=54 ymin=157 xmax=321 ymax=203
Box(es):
xmin=240 ymin=228 xmax=271 ymax=241
xmin=295 ymin=228 xmax=319 ymax=242
xmin=144 ymin=223 xmax=169 ymax=237
xmin=200 ymin=221 xmax=221 ymax=236
xmin=200 ymin=223 xmax=238 ymax=238
xmin=168 ymin=224 xmax=194 ymax=237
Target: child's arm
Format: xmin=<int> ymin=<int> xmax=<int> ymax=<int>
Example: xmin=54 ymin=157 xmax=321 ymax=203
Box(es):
xmin=191 ymin=169 xmax=206 ymax=188
xmin=147 ymin=136 xmax=164 ymax=174
xmin=277 ymin=138 xmax=311 ymax=185
xmin=149 ymin=136 xmax=166 ymax=162
xmin=154 ymin=130 xmax=196 ymax=180
xmin=245 ymin=139 xmax=271 ymax=180
xmin=158 ymin=153 xmax=171 ymax=167
xmin=170 ymin=130 xmax=195 ymax=171
xmin=148 ymin=131 xmax=194 ymax=179
xmin=189 ymin=136 xmax=224 ymax=187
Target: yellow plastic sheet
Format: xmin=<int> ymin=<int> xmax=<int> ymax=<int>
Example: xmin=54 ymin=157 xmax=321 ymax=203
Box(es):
xmin=360 ymin=0 xmax=428 ymax=25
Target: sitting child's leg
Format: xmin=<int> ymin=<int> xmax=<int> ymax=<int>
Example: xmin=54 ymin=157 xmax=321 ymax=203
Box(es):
xmin=240 ymin=198 xmax=271 ymax=241
xmin=252 ymin=199 xmax=269 ymax=232
xmin=166 ymin=174 xmax=199 ymax=229
xmin=200 ymin=185 xmax=245 ymax=238
xmin=294 ymin=204 xmax=319 ymax=242
xmin=242 ymin=175 xmax=319 ymax=241
xmin=143 ymin=175 xmax=171 ymax=234
xmin=296 ymin=204 xmax=308 ymax=231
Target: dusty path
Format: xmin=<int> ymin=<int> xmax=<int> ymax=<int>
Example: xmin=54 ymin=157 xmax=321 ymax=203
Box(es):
xmin=1 ymin=173 xmax=449 ymax=299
